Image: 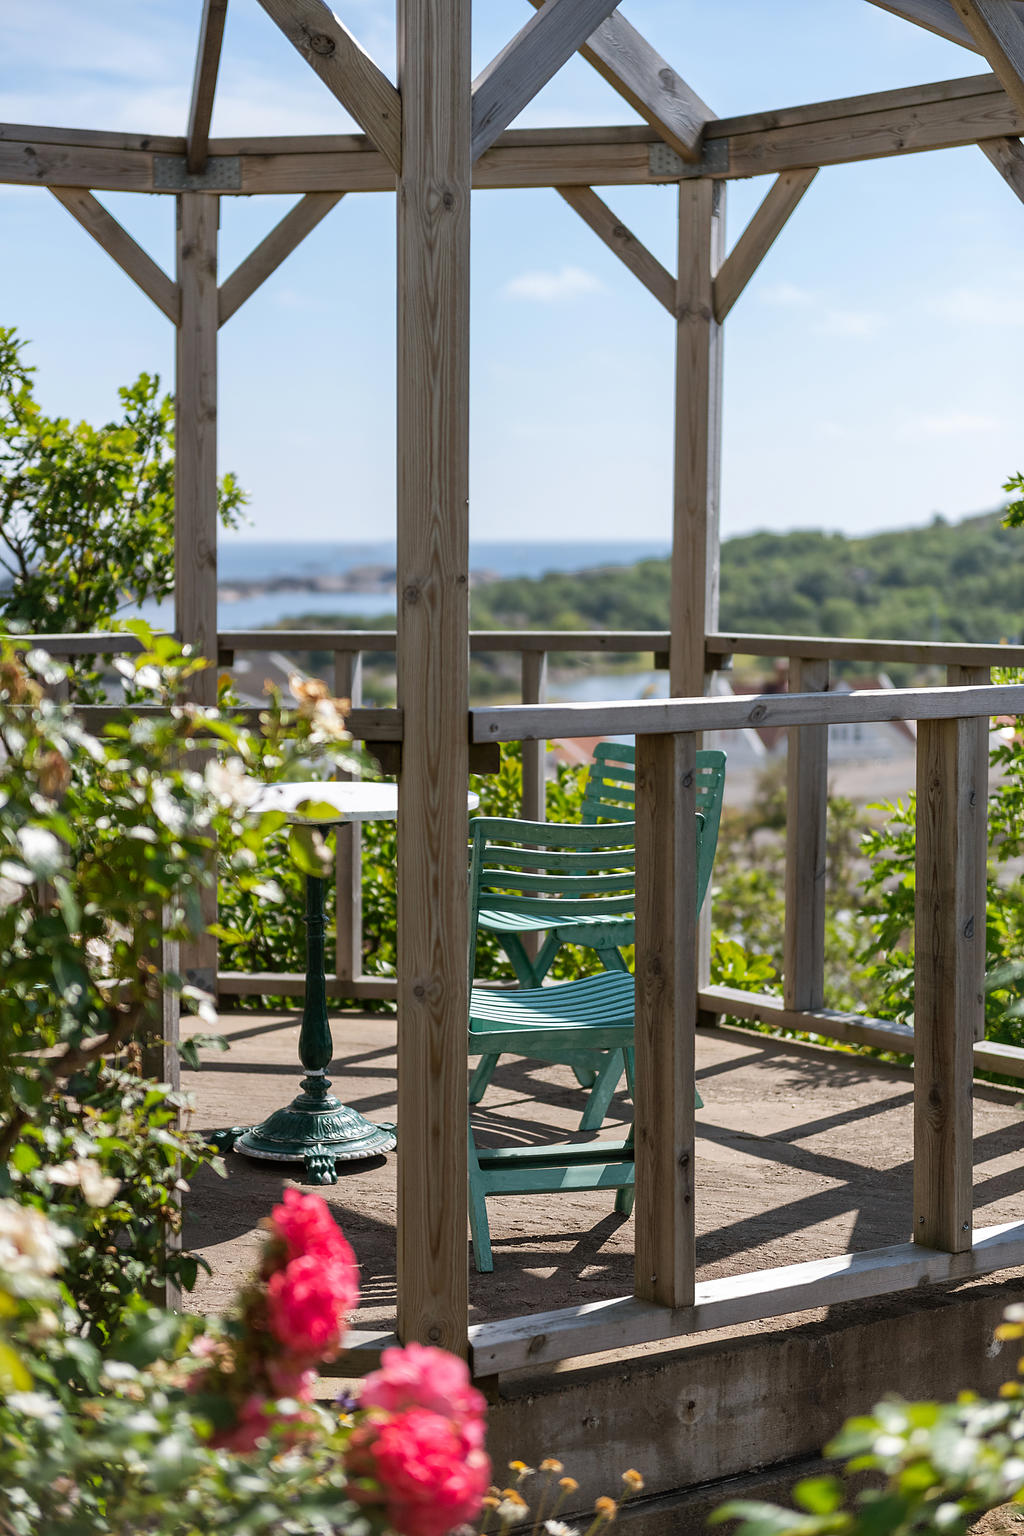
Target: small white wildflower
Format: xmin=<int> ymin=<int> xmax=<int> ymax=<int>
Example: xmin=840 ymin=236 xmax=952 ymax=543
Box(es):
xmin=0 ymin=874 xmax=24 ymax=908
xmin=15 ymin=827 xmax=63 ymax=879
xmin=45 ymin=1159 xmax=121 ymax=1208
xmin=151 ymin=782 xmax=188 ymax=835
xmin=100 ymin=1361 xmax=140 ymax=1384
xmin=204 ymin=757 xmax=262 ymax=810
xmin=7 ymin=1391 xmax=64 ymax=1429
xmin=545 ymin=1522 xmax=579 ymax=1536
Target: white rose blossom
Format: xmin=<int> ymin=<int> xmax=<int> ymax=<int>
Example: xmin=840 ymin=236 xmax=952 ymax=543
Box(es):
xmin=45 ymin=1159 xmax=122 ymax=1209
xmin=0 ymin=1200 xmax=72 ymax=1280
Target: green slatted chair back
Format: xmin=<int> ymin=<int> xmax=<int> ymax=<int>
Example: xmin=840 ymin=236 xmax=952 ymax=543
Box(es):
xmin=470 ymin=815 xmax=636 ymax=979
xmin=580 ymin=743 xmax=726 ymax=915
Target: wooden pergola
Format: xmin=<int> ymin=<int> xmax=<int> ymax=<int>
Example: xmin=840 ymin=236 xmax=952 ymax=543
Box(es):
xmin=8 ymin=0 xmax=1024 ymax=1375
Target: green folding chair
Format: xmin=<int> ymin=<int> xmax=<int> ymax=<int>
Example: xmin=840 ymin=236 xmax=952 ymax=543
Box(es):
xmin=467 ymin=816 xmax=638 ymax=1272
xmin=470 ymin=746 xmax=726 ymax=1129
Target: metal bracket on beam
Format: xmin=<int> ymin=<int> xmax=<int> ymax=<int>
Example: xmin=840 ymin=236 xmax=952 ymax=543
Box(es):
xmin=649 ymin=142 xmax=686 ymax=178
xmin=649 ymin=138 xmax=727 ymax=181
xmin=154 ymin=154 xmax=241 ymax=191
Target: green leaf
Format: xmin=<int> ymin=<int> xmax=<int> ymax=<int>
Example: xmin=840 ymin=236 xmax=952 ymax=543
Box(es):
xmin=793 ymin=1478 xmax=844 ymax=1516
xmin=287 ymin=824 xmax=332 ymax=879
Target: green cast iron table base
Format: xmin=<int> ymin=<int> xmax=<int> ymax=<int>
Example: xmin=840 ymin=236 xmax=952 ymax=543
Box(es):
xmin=213 ymin=821 xmax=396 ymax=1185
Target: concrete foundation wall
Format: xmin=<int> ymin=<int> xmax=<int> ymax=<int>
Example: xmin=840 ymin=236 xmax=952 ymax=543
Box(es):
xmin=486 ymin=1273 xmax=1024 ymax=1533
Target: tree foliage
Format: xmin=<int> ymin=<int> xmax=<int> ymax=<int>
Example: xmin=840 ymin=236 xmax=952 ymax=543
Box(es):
xmin=0 ymin=327 xmax=245 ymax=638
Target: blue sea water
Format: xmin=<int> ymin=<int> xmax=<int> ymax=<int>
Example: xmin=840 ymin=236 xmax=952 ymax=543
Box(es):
xmin=135 ymin=539 xmax=669 ymax=632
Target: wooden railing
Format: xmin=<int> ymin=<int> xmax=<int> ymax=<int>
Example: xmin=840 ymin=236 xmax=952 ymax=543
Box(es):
xmin=9 ymin=628 xmax=1024 ymax=1369
xmin=12 ymin=628 xmax=1024 ymax=1019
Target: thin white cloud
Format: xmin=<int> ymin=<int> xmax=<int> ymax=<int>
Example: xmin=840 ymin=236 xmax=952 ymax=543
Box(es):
xmin=502 ymin=265 xmax=605 ymax=302
xmin=759 ymin=282 xmax=881 ymax=337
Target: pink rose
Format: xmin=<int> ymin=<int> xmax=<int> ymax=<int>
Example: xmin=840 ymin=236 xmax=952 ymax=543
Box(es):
xmin=269 ymin=1189 xmax=359 ymax=1291
xmin=266 ymin=1254 xmax=351 ymax=1361
xmin=360 ymin=1344 xmax=486 ymax=1448
xmin=347 ymin=1407 xmax=490 ymax=1536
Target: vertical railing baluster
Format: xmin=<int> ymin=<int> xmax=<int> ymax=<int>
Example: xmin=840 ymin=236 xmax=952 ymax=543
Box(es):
xmin=334 ymin=648 xmax=364 ymax=985
xmin=784 ymin=657 xmax=829 ymax=1012
xmin=634 ymin=730 xmax=698 ymax=1308
xmin=913 ymin=714 xmax=982 ymax=1252
xmin=947 ymin=664 xmax=991 ymax=1043
xmin=520 ymin=648 xmax=548 ymax=824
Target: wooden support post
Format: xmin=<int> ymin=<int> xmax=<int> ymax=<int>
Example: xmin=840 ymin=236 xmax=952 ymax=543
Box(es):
xmin=979 ymin=135 xmax=1024 ymax=204
xmin=556 ymin=185 xmax=675 ymax=311
xmin=634 ymin=731 xmax=698 ymax=1308
xmin=784 ymin=657 xmax=829 ymax=1012
xmin=218 ymin=191 xmax=344 ymax=324
xmin=187 ymin=0 xmax=229 ymax=173
xmin=951 ymin=1 xmax=1024 ymax=114
xmin=49 ymin=188 xmax=180 ymax=322
xmin=947 ymin=663 xmax=991 ymax=1042
xmin=712 ymin=168 xmax=817 ymax=323
xmin=914 ymin=716 xmax=982 ymax=1253
xmin=471 ymin=0 xmax=621 ymax=161
xmin=671 ymin=179 xmax=724 ymax=1010
xmin=669 ymin=179 xmax=724 ymax=699
xmin=395 ymin=0 xmax=471 ymax=1353
xmin=141 ymin=931 xmax=182 ymax=1309
xmin=334 ymin=651 xmax=364 ymax=983
xmin=175 ymin=193 xmax=219 ymax=991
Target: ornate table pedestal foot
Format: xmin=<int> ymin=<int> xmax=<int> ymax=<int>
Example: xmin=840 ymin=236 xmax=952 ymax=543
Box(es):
xmin=224 ymin=822 xmax=397 ymax=1183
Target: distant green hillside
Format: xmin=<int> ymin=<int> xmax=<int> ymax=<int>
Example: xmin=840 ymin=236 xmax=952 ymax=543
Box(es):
xmin=469 ymin=511 xmax=1023 ymax=646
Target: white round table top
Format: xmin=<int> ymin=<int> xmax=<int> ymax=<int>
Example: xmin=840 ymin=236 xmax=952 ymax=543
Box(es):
xmin=249 ymin=780 xmax=479 ymax=825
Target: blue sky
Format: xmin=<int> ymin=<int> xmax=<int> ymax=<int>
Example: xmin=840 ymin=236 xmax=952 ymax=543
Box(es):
xmin=1 ymin=0 xmax=1022 ymax=545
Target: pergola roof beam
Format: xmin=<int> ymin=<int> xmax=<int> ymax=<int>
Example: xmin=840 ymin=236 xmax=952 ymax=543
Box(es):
xmin=556 ymin=184 xmax=675 ymax=310
xmin=187 ymin=0 xmax=229 ymax=173
xmin=863 ymin=0 xmax=980 ymax=49
xmin=256 ymin=0 xmax=402 ymax=171
xmin=48 ymin=186 xmax=179 ymax=321
xmin=218 ymin=191 xmax=344 ymax=323
xmin=713 ymin=168 xmax=817 ymax=322
xmin=951 ymin=1 xmax=1024 ymax=113
xmin=471 ymin=0 xmax=622 ymax=161
xmin=979 ymin=131 xmax=1024 ymax=197
xmin=526 ymin=0 xmax=715 ymax=162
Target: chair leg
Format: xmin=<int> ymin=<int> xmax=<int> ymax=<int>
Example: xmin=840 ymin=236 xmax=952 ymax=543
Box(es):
xmin=469 ymin=1053 xmax=498 ymax=1104
xmin=614 ymin=1120 xmax=635 ymax=1216
xmin=467 ymin=1127 xmax=493 ymax=1273
xmin=577 ymin=1049 xmax=625 ymax=1131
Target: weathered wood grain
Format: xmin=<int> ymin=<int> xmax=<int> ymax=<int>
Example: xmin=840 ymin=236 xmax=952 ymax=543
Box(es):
xmin=951 ymin=1 xmax=1024 ymax=113
xmin=525 ymin=0 xmax=715 ymax=161
xmin=256 ymin=0 xmax=402 ymax=171
xmin=218 ymin=191 xmax=343 ymax=323
xmin=187 ymin=0 xmax=229 ymax=172
xmin=469 ymin=1221 xmax=1024 ymax=1373
xmin=49 ymin=187 xmax=179 ymax=321
xmin=713 ymin=168 xmax=817 ymax=321
xmin=948 ymin=664 xmax=991 ymax=1044
xmin=979 ymin=132 xmax=1024 ymax=199
xmin=176 ymin=194 xmax=220 ymax=990
xmin=634 ymin=732 xmax=698 ymax=1308
xmin=864 ymin=0 xmax=980 ymax=48
xmin=557 ymin=184 xmax=675 ymax=309
xmin=334 ymin=651 xmax=364 ymax=984
xmin=784 ymin=659 xmax=829 ymax=1012
xmin=469 ymin=682 xmax=1024 ymax=743
xmin=471 ymin=0 xmax=621 ymax=162
xmin=914 ymin=717 xmax=980 ymax=1252
xmin=395 ymin=0 xmax=471 ymax=1355
xmin=670 ymin=180 xmax=724 ymax=697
